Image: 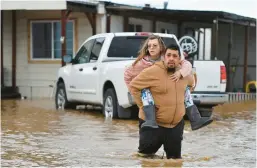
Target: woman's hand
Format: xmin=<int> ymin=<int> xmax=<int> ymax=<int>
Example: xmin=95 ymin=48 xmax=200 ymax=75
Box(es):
xmin=170 ymin=71 xmax=182 ymax=82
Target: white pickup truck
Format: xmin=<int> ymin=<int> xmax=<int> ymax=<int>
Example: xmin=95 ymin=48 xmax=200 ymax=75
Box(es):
xmin=55 ymin=32 xmax=228 ymax=119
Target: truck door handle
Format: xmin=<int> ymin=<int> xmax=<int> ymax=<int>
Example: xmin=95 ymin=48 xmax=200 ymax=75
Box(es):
xmin=93 ymin=67 xmax=97 ymax=70
xmin=79 ymin=68 xmax=83 ymax=71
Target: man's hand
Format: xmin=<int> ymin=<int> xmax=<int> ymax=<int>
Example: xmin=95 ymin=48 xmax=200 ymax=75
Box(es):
xmin=170 ymin=71 xmax=182 ymax=82
xmin=190 ymin=86 xmax=195 ymax=93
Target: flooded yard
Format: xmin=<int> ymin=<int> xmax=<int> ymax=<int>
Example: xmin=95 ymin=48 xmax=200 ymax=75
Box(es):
xmin=1 ymin=99 xmax=256 ymax=167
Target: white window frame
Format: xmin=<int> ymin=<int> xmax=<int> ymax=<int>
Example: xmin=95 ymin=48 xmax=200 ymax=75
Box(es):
xmin=161 ymin=28 xmax=170 ymax=34
xmin=30 ymin=20 xmax=75 ymax=60
xmin=129 ymin=23 xmax=143 ymax=32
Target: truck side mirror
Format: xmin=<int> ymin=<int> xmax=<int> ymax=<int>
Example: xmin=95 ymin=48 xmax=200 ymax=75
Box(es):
xmin=63 ymin=55 xmax=73 ymax=63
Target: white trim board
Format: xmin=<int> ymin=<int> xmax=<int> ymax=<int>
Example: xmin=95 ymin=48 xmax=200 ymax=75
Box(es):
xmin=1 ymin=0 xmax=67 ymax=10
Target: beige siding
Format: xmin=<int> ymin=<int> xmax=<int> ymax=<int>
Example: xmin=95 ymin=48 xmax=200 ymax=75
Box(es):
xmin=3 ymin=9 xmax=256 ymax=98
xmin=75 ymin=12 xmax=93 ymax=50
xmin=3 ymin=11 xmax=13 ymax=86
xmin=182 ymin=22 xmax=256 ymax=90
xmin=129 ymin=17 xmax=152 ymax=32
xmin=110 ymin=16 xmax=179 ymax=34
xmin=110 ymin=15 xmax=123 ymax=32
xmin=96 ymin=14 xmax=106 ymax=34
xmin=156 ymin=21 xmax=178 ymax=34
xmin=4 ymin=10 xmax=95 ymax=98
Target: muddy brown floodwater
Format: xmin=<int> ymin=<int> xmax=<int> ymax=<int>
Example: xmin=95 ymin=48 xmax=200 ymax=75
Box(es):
xmin=1 ymin=99 xmax=256 ymax=167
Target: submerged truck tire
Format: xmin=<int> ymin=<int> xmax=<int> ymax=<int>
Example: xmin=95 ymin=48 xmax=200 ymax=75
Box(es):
xmin=103 ymin=88 xmax=132 ymax=119
xmin=55 ymin=82 xmax=77 ymax=110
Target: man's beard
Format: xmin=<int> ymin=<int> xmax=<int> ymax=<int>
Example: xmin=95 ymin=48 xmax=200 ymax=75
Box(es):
xmin=167 ymin=67 xmax=175 ymax=73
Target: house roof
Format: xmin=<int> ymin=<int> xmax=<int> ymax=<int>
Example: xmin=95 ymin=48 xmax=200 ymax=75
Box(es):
xmin=1 ymin=1 xmax=67 ymax=10
xmin=67 ymin=0 xmax=98 ymax=13
xmin=1 ymin=0 xmax=98 ymax=12
xmin=67 ymin=0 xmax=98 ymax=6
xmin=104 ymin=2 xmax=256 ymax=26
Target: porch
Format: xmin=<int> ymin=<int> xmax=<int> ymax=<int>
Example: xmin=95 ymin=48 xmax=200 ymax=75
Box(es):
xmin=1 ymin=1 xmax=256 ymax=99
xmin=1 ymin=1 xmax=101 ymax=99
xmin=105 ymin=2 xmax=256 ymax=92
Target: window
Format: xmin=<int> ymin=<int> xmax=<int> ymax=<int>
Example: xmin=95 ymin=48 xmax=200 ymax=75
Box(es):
xmin=128 ymin=24 xmax=142 ymax=32
xmin=161 ymin=28 xmax=170 ymax=34
xmin=72 ymin=37 xmax=105 ymax=64
xmin=161 ymin=37 xmax=177 ymax=47
xmin=73 ymin=39 xmax=95 ymax=64
xmin=90 ymin=37 xmax=105 ymax=61
xmin=30 ymin=20 xmax=74 ymax=60
xmin=107 ymin=36 xmax=146 ymax=58
xmin=107 ymin=36 xmax=178 ymax=58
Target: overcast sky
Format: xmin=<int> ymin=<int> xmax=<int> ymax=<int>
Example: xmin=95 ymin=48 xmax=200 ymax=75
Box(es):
xmin=104 ymin=0 xmax=256 ymax=18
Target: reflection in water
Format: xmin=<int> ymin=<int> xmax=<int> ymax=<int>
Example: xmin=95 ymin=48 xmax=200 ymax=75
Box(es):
xmin=1 ymin=99 xmax=256 ymax=167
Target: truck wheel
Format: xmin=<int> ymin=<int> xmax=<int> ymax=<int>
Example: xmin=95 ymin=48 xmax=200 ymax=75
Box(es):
xmin=55 ymin=82 xmax=76 ymax=110
xmin=103 ymin=88 xmax=119 ymax=118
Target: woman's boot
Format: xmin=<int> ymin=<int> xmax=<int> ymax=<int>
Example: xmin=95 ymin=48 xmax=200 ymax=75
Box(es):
xmin=186 ymin=105 xmax=213 ymax=131
xmin=184 ymin=86 xmax=213 ymax=130
xmin=141 ymin=89 xmax=158 ymax=129
xmin=141 ymin=105 xmax=159 ymax=129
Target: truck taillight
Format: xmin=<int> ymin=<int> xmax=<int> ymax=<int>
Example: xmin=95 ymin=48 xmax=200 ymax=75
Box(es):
xmin=220 ymin=65 xmax=227 ymax=83
xmin=135 ymin=32 xmax=152 ymax=36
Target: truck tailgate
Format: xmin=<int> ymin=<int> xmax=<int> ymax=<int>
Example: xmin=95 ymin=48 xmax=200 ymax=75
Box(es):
xmin=193 ymin=61 xmax=221 ymax=92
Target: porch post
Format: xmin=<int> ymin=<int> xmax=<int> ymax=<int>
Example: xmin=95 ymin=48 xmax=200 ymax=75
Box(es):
xmin=177 ymin=21 xmax=182 ymax=39
xmin=61 ymin=10 xmax=67 ymax=67
xmin=92 ymin=13 xmax=96 ymax=35
xmin=211 ymin=18 xmax=218 ymax=60
xmin=215 ymin=19 xmax=219 ymax=59
xmin=85 ymin=12 xmax=97 ymax=35
xmin=123 ymin=15 xmax=128 ymax=32
xmin=12 ymin=10 xmax=17 ymax=88
xmin=243 ymin=23 xmax=249 ymax=92
xmin=227 ymin=23 xmax=233 ymax=92
xmin=61 ymin=10 xmax=71 ymax=67
xmin=106 ymin=14 xmax=111 ymax=33
xmin=203 ymin=28 xmax=206 ymax=60
xmin=1 ymin=10 xmax=3 ymax=86
xmin=152 ymin=19 xmax=156 ymax=32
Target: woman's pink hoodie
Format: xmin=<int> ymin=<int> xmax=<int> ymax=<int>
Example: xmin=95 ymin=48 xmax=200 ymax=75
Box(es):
xmin=124 ymin=56 xmax=192 ymax=88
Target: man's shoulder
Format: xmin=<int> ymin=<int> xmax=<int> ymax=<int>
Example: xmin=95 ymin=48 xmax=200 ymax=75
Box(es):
xmin=141 ymin=63 xmax=162 ymax=74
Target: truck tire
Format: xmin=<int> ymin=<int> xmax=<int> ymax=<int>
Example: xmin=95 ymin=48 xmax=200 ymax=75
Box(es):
xmin=103 ymin=88 xmax=132 ymax=119
xmin=103 ymin=88 xmax=119 ymax=118
xmin=55 ymin=82 xmax=77 ymax=110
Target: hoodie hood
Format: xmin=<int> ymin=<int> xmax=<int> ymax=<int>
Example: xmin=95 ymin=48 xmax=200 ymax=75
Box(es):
xmin=154 ymin=61 xmax=166 ymax=70
xmin=141 ymin=55 xmax=162 ymax=66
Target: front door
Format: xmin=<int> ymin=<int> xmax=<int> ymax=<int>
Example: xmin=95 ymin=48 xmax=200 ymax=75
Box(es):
xmin=70 ymin=37 xmax=106 ymax=103
xmin=69 ymin=39 xmax=95 ymax=101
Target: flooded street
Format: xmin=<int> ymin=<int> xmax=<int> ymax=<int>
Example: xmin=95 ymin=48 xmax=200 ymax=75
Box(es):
xmin=1 ymin=99 xmax=256 ymax=167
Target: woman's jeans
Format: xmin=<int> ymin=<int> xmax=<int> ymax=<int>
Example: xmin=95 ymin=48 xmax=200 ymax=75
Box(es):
xmin=141 ymin=87 xmax=194 ymax=108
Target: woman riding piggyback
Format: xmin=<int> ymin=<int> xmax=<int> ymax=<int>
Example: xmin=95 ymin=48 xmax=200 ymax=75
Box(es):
xmin=124 ymin=35 xmax=191 ymax=87
xmin=124 ymin=34 xmax=213 ymax=131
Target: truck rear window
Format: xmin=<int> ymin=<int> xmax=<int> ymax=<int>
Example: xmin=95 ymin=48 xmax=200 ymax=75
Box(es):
xmin=107 ymin=36 xmax=177 ymax=58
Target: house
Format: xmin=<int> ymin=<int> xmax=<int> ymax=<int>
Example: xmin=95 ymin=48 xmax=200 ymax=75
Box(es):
xmin=1 ymin=0 xmax=256 ymax=99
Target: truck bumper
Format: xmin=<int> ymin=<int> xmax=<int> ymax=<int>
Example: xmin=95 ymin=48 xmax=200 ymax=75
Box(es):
xmin=127 ymin=92 xmax=229 ymax=107
xmin=192 ymin=93 xmax=229 ymax=105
